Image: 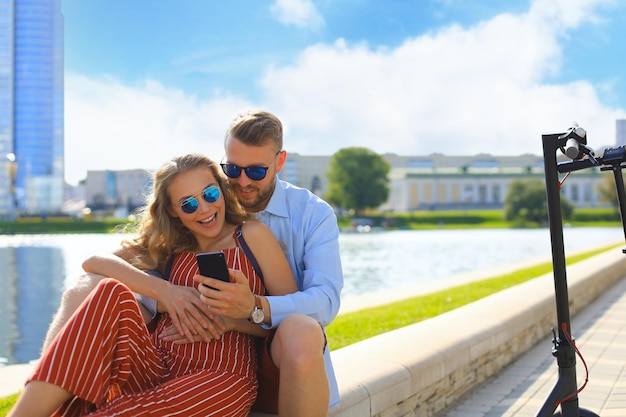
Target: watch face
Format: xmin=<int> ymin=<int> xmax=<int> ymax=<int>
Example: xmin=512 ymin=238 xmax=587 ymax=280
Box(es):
xmin=251 ymin=309 xmax=264 ymax=324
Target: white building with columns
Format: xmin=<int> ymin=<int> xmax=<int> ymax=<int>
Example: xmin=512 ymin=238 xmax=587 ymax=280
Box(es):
xmin=80 ymin=152 xmax=611 ymax=215
xmin=379 ymin=153 xmax=606 ymax=212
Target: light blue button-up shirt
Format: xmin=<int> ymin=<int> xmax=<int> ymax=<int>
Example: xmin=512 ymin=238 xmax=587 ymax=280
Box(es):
xmin=257 ymin=179 xmax=344 ymax=407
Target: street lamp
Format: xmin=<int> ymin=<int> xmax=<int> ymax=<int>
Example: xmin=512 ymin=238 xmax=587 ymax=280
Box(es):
xmin=5 ymin=153 xmax=17 ymax=221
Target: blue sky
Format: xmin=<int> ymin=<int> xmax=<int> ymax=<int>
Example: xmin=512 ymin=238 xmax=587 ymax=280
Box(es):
xmin=61 ymin=0 xmax=626 ymax=185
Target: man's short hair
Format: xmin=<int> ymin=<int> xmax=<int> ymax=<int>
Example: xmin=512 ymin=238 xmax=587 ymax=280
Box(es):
xmin=226 ymin=110 xmax=283 ymax=152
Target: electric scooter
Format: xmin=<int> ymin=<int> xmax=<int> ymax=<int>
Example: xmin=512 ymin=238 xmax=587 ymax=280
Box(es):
xmin=538 ymin=124 xmax=626 ymax=416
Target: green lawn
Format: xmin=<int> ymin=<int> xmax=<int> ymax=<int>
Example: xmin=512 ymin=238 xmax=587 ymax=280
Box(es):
xmin=0 ymin=393 xmax=18 ymax=416
xmin=0 ymin=242 xmax=620 ymax=415
xmin=326 ymin=243 xmax=620 ymax=349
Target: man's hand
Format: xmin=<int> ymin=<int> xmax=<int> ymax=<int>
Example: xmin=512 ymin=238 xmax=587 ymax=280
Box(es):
xmin=194 ymin=269 xmax=256 ymax=320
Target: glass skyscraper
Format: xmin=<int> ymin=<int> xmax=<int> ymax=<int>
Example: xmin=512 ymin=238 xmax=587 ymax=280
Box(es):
xmin=0 ymin=0 xmax=64 ymax=218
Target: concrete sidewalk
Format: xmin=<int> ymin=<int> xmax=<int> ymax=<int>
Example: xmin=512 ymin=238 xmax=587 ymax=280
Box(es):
xmin=445 ymin=275 xmax=626 ymax=417
xmin=0 ymin=362 xmax=34 ymax=398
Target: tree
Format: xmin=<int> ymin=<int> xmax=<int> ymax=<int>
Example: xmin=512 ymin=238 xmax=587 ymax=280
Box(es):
xmin=325 ymin=147 xmax=390 ymax=214
xmin=504 ymin=178 xmax=574 ymax=224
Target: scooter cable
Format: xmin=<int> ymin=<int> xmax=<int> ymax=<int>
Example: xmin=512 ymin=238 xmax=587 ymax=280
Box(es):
xmin=554 ymin=322 xmax=591 ymax=408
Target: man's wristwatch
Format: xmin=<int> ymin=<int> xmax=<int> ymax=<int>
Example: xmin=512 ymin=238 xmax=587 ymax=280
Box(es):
xmin=248 ymin=295 xmax=265 ymax=324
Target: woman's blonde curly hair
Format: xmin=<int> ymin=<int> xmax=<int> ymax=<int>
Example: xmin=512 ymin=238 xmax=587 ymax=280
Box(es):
xmin=121 ymin=153 xmax=250 ymax=271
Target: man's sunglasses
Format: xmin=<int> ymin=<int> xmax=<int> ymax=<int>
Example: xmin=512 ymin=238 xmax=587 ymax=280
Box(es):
xmin=220 ymin=163 xmax=271 ymax=181
xmin=180 ymin=185 xmax=221 ymax=214
xmin=220 ymin=151 xmax=281 ymax=181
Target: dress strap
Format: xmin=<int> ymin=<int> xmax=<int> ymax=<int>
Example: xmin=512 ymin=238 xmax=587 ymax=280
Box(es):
xmin=164 ymin=254 xmax=176 ymax=280
xmin=234 ymin=224 xmax=265 ymax=286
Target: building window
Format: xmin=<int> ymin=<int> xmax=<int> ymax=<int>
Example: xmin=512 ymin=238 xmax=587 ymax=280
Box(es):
xmin=106 ymin=171 xmax=116 ymax=200
xmin=472 ymin=159 xmax=498 ymax=168
xmin=583 ymin=183 xmax=592 ymax=203
xmin=408 ymin=159 xmax=433 ymax=168
xmin=492 ymin=184 xmax=501 ymax=203
xmin=423 ymin=183 xmax=433 ymax=203
xmin=570 ymin=184 xmax=579 ymax=202
xmin=478 ymin=184 xmax=487 ymax=203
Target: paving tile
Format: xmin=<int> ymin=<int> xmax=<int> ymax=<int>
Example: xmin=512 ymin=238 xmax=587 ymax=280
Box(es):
xmin=444 ymin=277 xmax=626 ymax=416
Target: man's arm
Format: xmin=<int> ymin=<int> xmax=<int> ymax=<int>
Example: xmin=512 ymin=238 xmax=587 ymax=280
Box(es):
xmin=266 ymin=205 xmax=343 ymax=327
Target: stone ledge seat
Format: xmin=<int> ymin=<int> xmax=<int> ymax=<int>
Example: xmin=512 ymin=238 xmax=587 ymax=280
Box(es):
xmin=251 ymin=249 xmax=626 ymax=417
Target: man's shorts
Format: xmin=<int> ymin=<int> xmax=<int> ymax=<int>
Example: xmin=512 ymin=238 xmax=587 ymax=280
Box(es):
xmin=251 ymin=329 xmax=280 ymax=413
xmin=251 ymin=323 xmax=328 ymax=413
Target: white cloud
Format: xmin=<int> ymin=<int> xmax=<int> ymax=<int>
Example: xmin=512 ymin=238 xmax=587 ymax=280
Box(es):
xmin=259 ymin=0 xmax=624 ymax=156
xmin=64 ymin=74 xmax=252 ymax=184
xmin=270 ymin=0 xmax=324 ymax=29
xmin=64 ymin=0 xmax=625 ymax=185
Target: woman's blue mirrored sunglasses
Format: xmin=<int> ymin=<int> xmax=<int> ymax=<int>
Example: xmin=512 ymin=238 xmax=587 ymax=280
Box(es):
xmin=180 ymin=185 xmax=221 ymax=214
xmin=220 ymin=163 xmax=269 ymax=181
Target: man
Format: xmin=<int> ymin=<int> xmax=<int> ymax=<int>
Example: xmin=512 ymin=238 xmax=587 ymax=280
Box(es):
xmin=203 ymin=110 xmax=343 ymax=415
xmin=42 ymin=110 xmax=343 ymax=416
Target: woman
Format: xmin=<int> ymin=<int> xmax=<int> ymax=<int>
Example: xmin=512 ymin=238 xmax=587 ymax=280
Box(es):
xmin=8 ymin=153 xmax=297 ymax=417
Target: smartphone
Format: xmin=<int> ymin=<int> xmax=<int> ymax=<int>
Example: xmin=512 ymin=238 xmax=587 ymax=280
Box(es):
xmin=196 ymin=251 xmax=230 ymax=288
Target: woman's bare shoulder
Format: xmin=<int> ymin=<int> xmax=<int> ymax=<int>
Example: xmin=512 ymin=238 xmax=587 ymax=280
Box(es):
xmin=240 ymin=219 xmax=273 ymax=239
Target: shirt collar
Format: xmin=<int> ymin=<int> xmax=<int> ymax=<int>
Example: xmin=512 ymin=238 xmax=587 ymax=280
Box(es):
xmin=261 ymin=178 xmax=289 ymax=218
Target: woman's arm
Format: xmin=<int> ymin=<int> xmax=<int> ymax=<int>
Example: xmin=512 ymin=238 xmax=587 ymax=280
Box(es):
xmin=83 ymin=250 xmax=222 ymax=342
xmin=82 ymin=249 xmax=168 ymax=301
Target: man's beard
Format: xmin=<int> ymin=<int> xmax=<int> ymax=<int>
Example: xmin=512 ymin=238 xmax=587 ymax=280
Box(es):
xmin=235 ymin=176 xmax=276 ymax=212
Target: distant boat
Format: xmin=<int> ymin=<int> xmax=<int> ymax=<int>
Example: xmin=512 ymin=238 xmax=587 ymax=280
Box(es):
xmin=342 ymin=217 xmax=386 ymax=233
xmin=341 ymin=224 xmax=384 ymax=233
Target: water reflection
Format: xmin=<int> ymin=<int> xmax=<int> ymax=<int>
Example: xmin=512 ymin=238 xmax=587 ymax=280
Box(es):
xmin=0 ymin=234 xmax=127 ymax=366
xmin=0 ymin=246 xmax=65 ymax=365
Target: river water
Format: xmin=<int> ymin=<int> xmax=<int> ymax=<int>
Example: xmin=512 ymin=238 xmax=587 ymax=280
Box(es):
xmin=0 ymin=227 xmax=623 ymax=365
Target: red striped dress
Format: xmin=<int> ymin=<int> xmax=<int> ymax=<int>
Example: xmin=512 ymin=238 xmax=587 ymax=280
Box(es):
xmin=28 ymin=243 xmax=264 ymax=417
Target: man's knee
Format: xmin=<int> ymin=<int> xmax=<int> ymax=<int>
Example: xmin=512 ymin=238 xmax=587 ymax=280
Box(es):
xmin=279 ymin=314 xmax=324 ymax=340
xmin=273 ymin=314 xmax=325 ymax=368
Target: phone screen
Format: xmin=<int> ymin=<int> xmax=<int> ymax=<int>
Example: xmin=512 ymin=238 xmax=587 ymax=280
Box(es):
xmin=196 ymin=251 xmax=230 ymax=286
